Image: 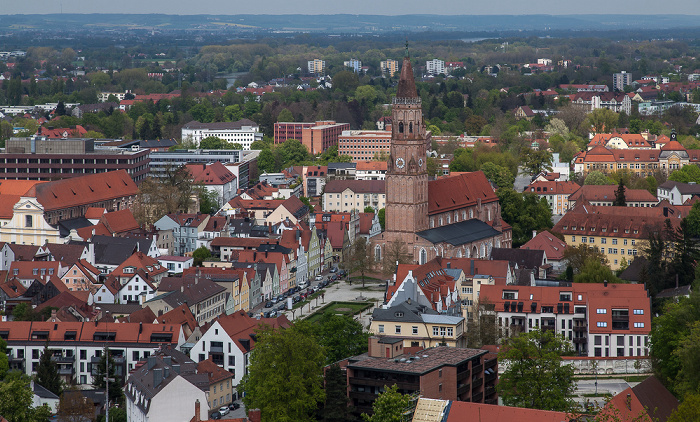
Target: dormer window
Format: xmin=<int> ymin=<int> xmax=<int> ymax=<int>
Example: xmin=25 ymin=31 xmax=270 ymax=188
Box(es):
xmin=124 ymin=267 xmax=135 ymax=274
xmin=395 ymin=312 xmax=404 ymax=318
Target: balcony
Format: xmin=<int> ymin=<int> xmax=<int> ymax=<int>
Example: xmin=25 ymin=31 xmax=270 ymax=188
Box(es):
xmin=471 ymin=377 xmax=483 ymax=389
xmin=472 ymin=364 xmax=483 ymax=374
xmin=349 ymin=391 xmax=378 ymax=401
xmin=210 ymin=345 xmax=224 ymax=353
xmin=485 ymin=398 xmax=498 ymax=405
xmin=472 ymin=392 xmax=483 ymax=402
xmin=573 ymin=325 xmax=587 ymax=333
xmin=349 ymin=377 xmax=419 ymax=391
xmin=485 ymin=372 xmax=498 ymax=383
xmin=573 ymin=337 xmax=587 ymax=344
xmin=57 ymin=366 xmax=75 ymax=376
xmin=457 ymin=383 xmax=470 ymax=396
xmin=484 ymin=385 xmax=496 ymax=397
xmin=51 ymin=355 xmax=75 ymax=364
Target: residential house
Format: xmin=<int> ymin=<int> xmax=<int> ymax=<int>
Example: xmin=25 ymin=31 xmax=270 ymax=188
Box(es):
xmin=158 ymin=256 xmax=194 ymax=275
xmin=355 ymin=161 xmax=387 ymax=181
xmin=197 ymin=358 xmax=236 ymax=409
xmin=186 ymin=162 xmax=237 ymax=205
xmin=524 ymin=181 xmax=581 ymax=215
xmin=598 ymin=377 xmax=678 ymax=422
xmin=568 ymin=185 xmax=659 ymax=208
xmin=657 ymin=180 xmax=700 ymax=205
xmin=520 ymin=231 xmax=568 ymax=273
xmin=125 ymin=346 xmax=209 ymax=422
xmin=150 ymin=274 xmax=227 ymax=324
xmin=154 ymin=213 xmax=210 ymax=256
xmin=323 ymin=180 xmax=386 ymax=213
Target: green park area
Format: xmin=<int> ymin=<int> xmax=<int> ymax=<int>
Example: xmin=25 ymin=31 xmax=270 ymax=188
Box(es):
xmin=304 ymin=301 xmax=373 ymax=324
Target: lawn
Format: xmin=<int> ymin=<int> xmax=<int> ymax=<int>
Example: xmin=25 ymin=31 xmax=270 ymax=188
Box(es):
xmin=304 ymin=301 xmax=373 ymax=324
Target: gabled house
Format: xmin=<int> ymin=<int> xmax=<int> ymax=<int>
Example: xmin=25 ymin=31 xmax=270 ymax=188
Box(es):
xmin=111 ymin=251 xmax=169 ymax=286
xmin=116 ymin=273 xmax=158 ymax=305
xmin=154 ymin=213 xmax=210 ymax=256
xmin=86 ymin=235 xmax=159 ymax=277
xmin=0 ymin=243 xmax=41 ymax=271
xmin=149 ymin=274 xmax=227 ymax=324
xmin=189 ymin=311 xmax=290 ymax=394
xmin=59 ymin=260 xmax=101 ymax=293
xmin=9 ymin=261 xmax=65 ymax=289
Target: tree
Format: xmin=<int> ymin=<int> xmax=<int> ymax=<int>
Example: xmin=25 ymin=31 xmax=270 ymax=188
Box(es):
xmin=92 ymin=347 xmax=124 ymax=408
xmin=333 ymin=71 xmax=359 ymax=93
xmin=586 ymin=107 xmax=619 ymax=134
xmin=497 ymin=329 xmax=576 ymax=412
xmin=573 ymin=259 xmax=621 ymax=284
xmin=361 ymin=384 xmax=412 ymax=422
xmin=199 ymin=136 xmax=231 ymax=150
xmin=382 ymin=239 xmax=411 ymax=276
xmin=277 ymin=139 xmax=310 ymax=164
xmin=563 ymin=244 xmax=609 ymax=273
xmin=498 ymin=189 xmax=553 ymax=247
xmin=0 ymin=338 xmax=8 ymax=380
xmin=481 ymin=162 xmax=515 ymax=189
xmin=314 ymin=313 xmax=369 ymax=365
xmin=426 ymin=156 xmax=439 ymax=177
xmin=198 ymin=188 xmax=220 ymax=214
xmin=665 ymin=219 xmax=700 ymax=289
xmin=323 ymin=364 xmax=355 ymax=422
xmin=0 ymin=371 xmax=52 ymax=422
xmin=12 ymin=302 xmax=31 ymax=320
xmin=377 ymin=208 xmax=385 ymax=231
xmin=584 ymin=170 xmax=614 ymax=185
xmin=613 ymin=179 xmax=626 ymax=206
xmin=669 ymin=165 xmax=700 ymax=184
xmin=349 ymin=237 xmax=372 ymax=287
xmin=668 ymin=393 xmax=700 ymax=422
xmin=239 ymin=322 xmax=325 ymax=422
xmin=466 ymin=298 xmax=498 ymax=348
xmin=57 ymin=391 xmax=95 ymax=422
xmin=36 ymin=343 xmax=62 ymax=396
xmin=519 ymin=148 xmax=553 ymax=176
xmin=363 ymin=206 xmax=375 ymax=213
xmin=192 ymin=246 xmax=212 ymax=267
xmin=277 ymin=108 xmax=294 ymax=122
xmin=685 ymin=201 xmax=700 ymax=237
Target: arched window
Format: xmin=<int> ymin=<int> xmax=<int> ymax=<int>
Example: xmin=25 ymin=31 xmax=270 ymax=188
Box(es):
xmin=469 ymin=209 xmax=474 ymax=219
xmin=456 ymin=250 xmax=462 ymax=258
xmin=409 ymin=122 xmax=413 ymax=133
xmin=374 ymin=245 xmax=382 ymax=262
xmin=419 ymin=248 xmax=427 ymax=265
xmin=399 ymin=122 xmax=404 ymax=133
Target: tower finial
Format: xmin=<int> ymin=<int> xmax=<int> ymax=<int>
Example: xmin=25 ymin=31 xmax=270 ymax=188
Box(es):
xmin=405 ymin=38 xmax=409 ymax=58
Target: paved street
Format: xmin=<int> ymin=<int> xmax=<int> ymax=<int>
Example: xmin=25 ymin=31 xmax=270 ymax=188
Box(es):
xmin=573 ymin=378 xmax=640 ymax=408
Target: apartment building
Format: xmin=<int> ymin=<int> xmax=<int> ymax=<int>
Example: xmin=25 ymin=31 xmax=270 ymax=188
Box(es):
xmin=322 ymin=180 xmax=386 ymax=213
xmin=426 ymin=59 xmax=445 ymax=76
xmin=338 ymin=129 xmax=392 ymax=162
xmin=308 ymin=59 xmax=325 ymax=75
xmin=181 ymin=119 xmax=263 ymax=150
xmin=568 ymin=185 xmax=659 ymax=208
xmin=0 ymin=321 xmax=184 ymax=386
xmin=273 ymin=121 xmax=350 ymax=155
xmin=480 ymin=282 xmax=651 ymax=358
xmin=380 ymin=59 xmax=399 ymax=77
xmin=524 ymin=180 xmax=580 ymax=215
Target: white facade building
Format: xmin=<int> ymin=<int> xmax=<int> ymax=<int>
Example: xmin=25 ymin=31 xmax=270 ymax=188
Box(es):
xmin=181 ymin=119 xmax=263 ymax=150
xmin=426 ymin=59 xmax=446 ymax=76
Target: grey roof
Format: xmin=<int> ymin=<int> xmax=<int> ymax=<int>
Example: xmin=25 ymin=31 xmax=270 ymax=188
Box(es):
xmin=257 ymin=243 xmax=292 ymax=254
xmin=659 ymin=180 xmax=700 ymax=195
xmin=490 ymin=248 xmax=545 ymax=270
xmin=372 ymin=300 xmax=438 ymax=323
xmin=417 ymin=219 xmax=501 ymax=246
xmin=95 ymin=303 xmax=144 ymax=315
xmin=124 ymin=346 xmax=208 ymax=415
xmin=58 ymin=217 xmax=92 ymax=237
xmin=33 ymin=382 xmax=59 ymax=399
xmin=619 ymin=257 xmax=648 ymax=283
xmin=421 ymin=314 xmax=464 ymax=324
xmin=87 ymin=235 xmax=153 ymax=266
xmin=657 ymin=284 xmax=692 ymax=298
xmin=156 ymin=275 xmax=226 ymax=306
xmin=228 ymin=218 xmax=255 ymax=236
xmin=327 ymin=162 xmax=357 ymax=170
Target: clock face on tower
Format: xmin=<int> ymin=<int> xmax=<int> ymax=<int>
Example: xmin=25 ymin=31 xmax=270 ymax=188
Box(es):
xmin=396 ymin=158 xmax=405 ymax=169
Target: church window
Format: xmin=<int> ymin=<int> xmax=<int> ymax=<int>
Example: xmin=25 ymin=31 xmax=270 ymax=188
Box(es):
xmin=374 ymin=245 xmax=382 ymax=262
xmin=399 ymin=122 xmax=404 ymax=133
xmin=25 ymin=215 xmax=32 ymax=228
xmin=469 ymin=209 xmax=473 ymax=219
xmin=455 ymin=212 xmax=459 ymax=222
xmin=419 ymin=248 xmax=427 ymax=265
xmin=409 ymin=122 xmax=413 ymax=133
xmin=439 ymin=217 xmax=443 ymax=226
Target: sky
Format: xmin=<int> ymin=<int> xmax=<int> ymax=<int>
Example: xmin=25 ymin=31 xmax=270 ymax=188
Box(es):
xmin=3 ymin=0 xmax=700 ymax=15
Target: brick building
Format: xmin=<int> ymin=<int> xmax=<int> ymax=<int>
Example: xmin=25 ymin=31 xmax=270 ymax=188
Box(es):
xmin=273 ymin=121 xmax=350 ymax=155
xmin=345 ymin=338 xmax=497 ymax=416
xmin=337 ymin=129 xmax=392 ymax=162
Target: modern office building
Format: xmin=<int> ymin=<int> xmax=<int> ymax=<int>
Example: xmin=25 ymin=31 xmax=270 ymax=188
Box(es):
xmin=273 ymin=121 xmax=350 ymax=155
xmin=148 ymin=150 xmax=259 ymax=189
xmin=181 ymin=119 xmax=263 ymax=150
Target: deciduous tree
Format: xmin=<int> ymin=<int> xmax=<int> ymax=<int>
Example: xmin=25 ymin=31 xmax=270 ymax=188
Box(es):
xmin=239 ymin=322 xmax=325 ymax=422
xmin=314 ymin=313 xmax=369 ymax=365
xmin=381 ymin=239 xmax=411 ymax=276
xmin=361 ymin=384 xmax=412 ymax=422
xmin=497 ymin=329 xmax=576 ymax=412
xmin=349 ymin=237 xmax=372 ymax=287
xmin=57 ymin=391 xmax=95 ymax=422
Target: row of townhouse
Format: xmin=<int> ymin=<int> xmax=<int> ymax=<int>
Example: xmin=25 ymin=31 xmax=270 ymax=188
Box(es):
xmin=0 ymin=321 xmax=184 ymax=386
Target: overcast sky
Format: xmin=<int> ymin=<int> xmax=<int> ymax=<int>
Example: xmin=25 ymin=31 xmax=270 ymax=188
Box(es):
xmin=3 ymin=0 xmax=700 ymax=15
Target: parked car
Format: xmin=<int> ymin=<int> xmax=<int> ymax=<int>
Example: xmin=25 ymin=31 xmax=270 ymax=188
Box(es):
xmin=315 ymin=274 xmax=323 ymax=281
xmin=219 ymin=407 xmax=230 ymax=416
xmin=210 ymin=412 xmax=221 ymax=420
xmin=264 ymin=301 xmax=273 ymax=308
xmin=339 ymin=269 xmax=347 ymax=277
xmin=229 ymin=402 xmax=241 ymax=411
xmin=271 ymin=297 xmax=279 ymax=304
xmin=329 ymin=267 xmax=338 ymax=273
xmin=298 ymin=281 xmax=308 ymax=289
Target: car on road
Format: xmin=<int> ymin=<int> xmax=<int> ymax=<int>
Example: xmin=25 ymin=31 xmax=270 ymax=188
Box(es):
xmin=229 ymin=402 xmax=241 ymax=411
xmin=298 ymin=281 xmax=308 ymax=289
xmin=315 ymin=274 xmax=323 ymax=281
xmin=329 ymin=267 xmax=337 ymax=273
xmin=264 ymin=301 xmax=273 ymax=308
xmin=210 ymin=412 xmax=221 ymax=420
xmin=339 ymin=269 xmax=347 ymax=277
xmin=219 ymin=406 xmax=230 ymax=415
xmin=271 ymin=297 xmax=278 ymax=304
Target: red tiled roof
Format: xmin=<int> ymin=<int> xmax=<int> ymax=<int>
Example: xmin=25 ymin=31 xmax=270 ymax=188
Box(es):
xmin=118 ymin=306 xmax=157 ymax=324
xmin=111 ymin=251 xmax=168 ymax=279
xmin=210 ymin=237 xmax=269 ymax=249
xmin=215 ymin=311 xmax=290 ymax=354
xmin=197 ymin=358 xmax=234 ymax=384
xmin=36 ymin=125 xmax=87 ymax=138
xmin=569 ymin=185 xmax=658 ymax=203
xmin=526 ymin=180 xmax=580 ymax=195
xmin=101 ymin=209 xmax=140 ymax=234
xmin=9 ymin=261 xmax=61 ymax=280
xmin=28 ymin=170 xmax=138 ymax=212
xmin=84 ymin=207 xmax=107 ymax=219
xmin=323 ymin=179 xmax=385 ymax=194
xmin=227 ymin=197 xmax=285 ymax=211
xmin=520 ymin=231 xmax=567 ymax=261
xmin=157 ymin=304 xmax=198 ymax=333
xmin=0 ymin=180 xmax=45 ymax=196
xmin=427 ymin=171 xmax=497 ymax=215
xmin=356 ymin=161 xmax=387 ymax=171
xmin=446 ymin=400 xmax=569 ymax=422
xmin=186 ymin=162 xmax=236 ymax=186
xmin=0 ymin=320 xmax=181 ymax=344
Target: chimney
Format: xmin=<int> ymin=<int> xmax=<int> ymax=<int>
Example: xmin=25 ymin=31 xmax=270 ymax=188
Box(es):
xmin=172 ymin=364 xmax=181 ymax=374
xmin=163 ymin=356 xmax=171 ymax=366
xmin=532 ymin=230 xmax=537 ymax=239
xmin=194 ymin=400 xmax=201 ymax=422
xmin=446 ymin=262 xmax=451 ymax=269
xmin=147 ymin=355 xmax=156 ymax=370
xmin=153 ymin=368 xmax=163 ymax=387
xmin=626 ymin=394 xmax=632 ymax=410
xmin=604 ymin=279 xmax=608 ymax=287
xmin=51 ymin=309 xmax=57 ymax=321
xmin=181 ymin=285 xmax=184 ymax=293
xmin=248 ymin=409 xmax=262 ymax=422
xmin=163 ymin=366 xmax=170 ymax=379
xmin=139 ymin=322 xmax=143 ymax=334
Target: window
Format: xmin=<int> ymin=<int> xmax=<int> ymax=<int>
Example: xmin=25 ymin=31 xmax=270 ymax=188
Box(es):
xmin=395 ymin=325 xmax=401 ymax=334
xmin=378 ymin=325 xmax=384 ymax=333
xmin=25 ymin=215 xmax=32 ymax=228
xmin=229 ymin=356 xmax=235 ymax=366
xmin=634 ymin=322 xmax=645 ymax=328
xmin=612 ymin=239 xmax=618 ymax=245
xmin=412 ymin=326 xmax=418 ymax=335
xmin=447 ymin=328 xmax=453 ymax=336
xmin=601 ymin=238 xmax=607 ymax=244
xmin=597 ymin=308 xmax=607 ymax=314
xmin=597 ymin=322 xmax=608 ymax=327
xmin=571 ymin=236 xmax=576 ymax=242
xmin=32 ymin=349 xmax=39 ymax=359
xmin=433 ymin=327 xmax=439 ymax=336
xmin=633 ymin=309 xmax=644 ymax=315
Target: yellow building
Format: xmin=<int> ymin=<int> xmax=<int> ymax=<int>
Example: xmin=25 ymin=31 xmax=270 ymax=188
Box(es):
xmin=553 ymin=204 xmax=676 ymax=270
xmin=381 ymin=59 xmax=399 ymax=77
xmin=197 ymin=358 xmax=235 ymax=410
xmin=369 ymin=300 xmax=466 ymax=348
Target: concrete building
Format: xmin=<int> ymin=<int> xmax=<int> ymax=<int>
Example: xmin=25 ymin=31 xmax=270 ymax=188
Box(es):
xmin=181 ymin=119 xmax=263 ymax=150
xmin=323 ymin=180 xmax=386 ymax=213
xmin=381 ymin=59 xmax=399 ymax=77
xmin=344 ymin=59 xmax=362 ymax=73
xmin=2 ymin=137 xmax=150 ymax=184
xmin=307 ymin=59 xmax=325 ymax=75
xmin=613 ymin=71 xmax=633 ymax=91
xmin=337 ymin=129 xmax=392 ymax=162
xmin=426 ymin=59 xmax=445 ymax=76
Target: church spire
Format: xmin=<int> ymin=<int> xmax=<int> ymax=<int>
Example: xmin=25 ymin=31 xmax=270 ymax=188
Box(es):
xmin=396 ymin=55 xmax=418 ymax=99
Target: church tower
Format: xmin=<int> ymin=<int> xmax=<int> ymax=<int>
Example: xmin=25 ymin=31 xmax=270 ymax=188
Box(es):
xmin=385 ymin=52 xmax=429 ymax=238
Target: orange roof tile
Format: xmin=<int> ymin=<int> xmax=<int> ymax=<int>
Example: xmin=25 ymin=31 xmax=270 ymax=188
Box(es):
xmin=428 ymin=171 xmax=498 ymax=215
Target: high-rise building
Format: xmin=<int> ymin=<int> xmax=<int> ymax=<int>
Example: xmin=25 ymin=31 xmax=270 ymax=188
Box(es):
xmin=613 ymin=71 xmax=633 ymax=91
xmin=307 ymin=59 xmax=325 ymax=75
xmin=426 ymin=59 xmax=445 ymax=76
xmin=344 ymin=59 xmax=362 ymax=73
xmin=380 ymin=59 xmax=399 ymax=77
xmin=274 ymin=121 xmax=350 ymax=155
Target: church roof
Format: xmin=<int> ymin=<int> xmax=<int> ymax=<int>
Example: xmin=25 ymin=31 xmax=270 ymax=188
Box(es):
xmin=416 ymin=219 xmax=501 ymax=246
xmin=396 ymin=57 xmax=418 ymax=99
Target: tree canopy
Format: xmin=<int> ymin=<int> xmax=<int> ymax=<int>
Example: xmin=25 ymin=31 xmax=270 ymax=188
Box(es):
xmin=669 ymin=164 xmax=700 ymax=184
xmin=498 ymin=189 xmax=553 ymax=247
xmin=361 ymin=385 xmax=412 ymax=422
xmin=240 ymin=322 xmax=325 ymax=421
xmin=497 ymin=329 xmax=577 ymax=412
xmin=313 ymin=313 xmax=369 ymax=365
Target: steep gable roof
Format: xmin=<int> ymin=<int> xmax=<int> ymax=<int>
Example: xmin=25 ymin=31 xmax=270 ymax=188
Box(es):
xmin=427 ymin=171 xmax=497 ymax=215
xmin=186 ymin=162 xmax=236 ymax=186
xmin=323 ymin=179 xmax=385 ymax=194
xmin=520 ymin=231 xmax=567 ymax=261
